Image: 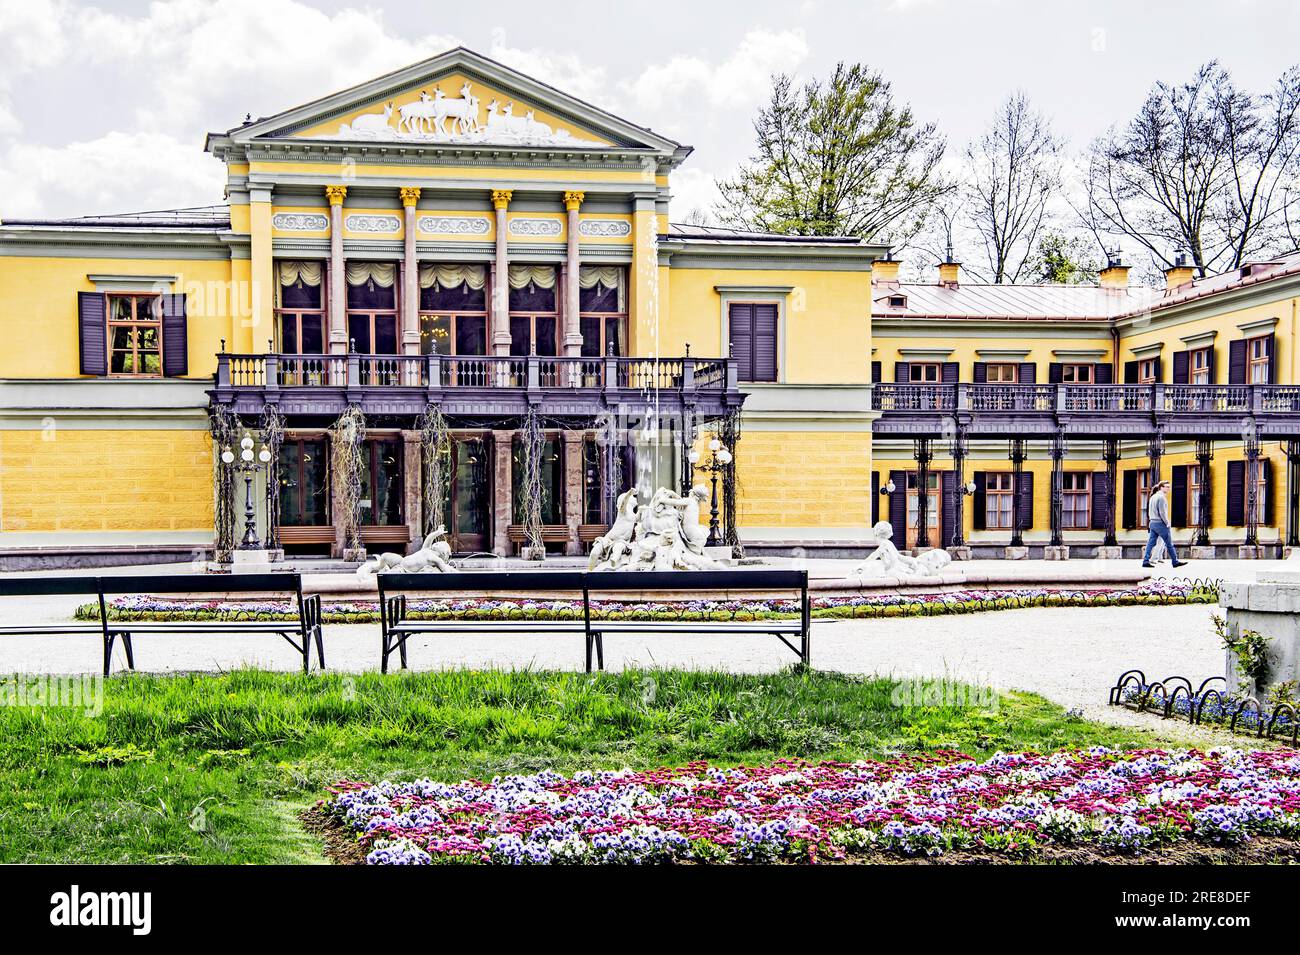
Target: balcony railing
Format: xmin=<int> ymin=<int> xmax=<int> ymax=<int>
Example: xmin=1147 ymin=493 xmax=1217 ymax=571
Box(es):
xmin=872 ymin=383 xmax=1300 ymax=415
xmin=216 ymin=353 xmax=738 ymax=394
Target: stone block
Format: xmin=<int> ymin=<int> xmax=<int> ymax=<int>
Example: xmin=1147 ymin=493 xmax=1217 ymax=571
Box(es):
xmin=1043 ymin=545 xmax=1070 ymax=561
xmin=1095 ymin=546 xmax=1123 ymax=560
xmin=1238 ymin=545 xmax=1267 ymax=560
xmin=946 ymin=546 xmax=972 ymax=561
xmin=1003 ymin=546 xmax=1029 ymax=560
xmin=1189 ymin=545 xmax=1216 ymax=560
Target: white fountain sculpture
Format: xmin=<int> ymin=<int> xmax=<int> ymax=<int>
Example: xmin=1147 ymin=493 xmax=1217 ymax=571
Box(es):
xmin=588 ymin=485 xmax=721 ymax=571
xmin=356 ymin=526 xmax=457 ymax=582
xmin=851 ymin=521 xmax=952 ymax=579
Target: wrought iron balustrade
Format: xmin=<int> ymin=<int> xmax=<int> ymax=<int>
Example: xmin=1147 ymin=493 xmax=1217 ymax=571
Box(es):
xmin=872 ymin=382 xmax=1300 ymax=417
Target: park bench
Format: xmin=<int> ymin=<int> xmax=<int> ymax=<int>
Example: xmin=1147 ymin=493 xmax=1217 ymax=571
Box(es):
xmin=0 ymin=573 xmax=322 ymax=675
xmin=583 ymin=570 xmax=810 ymax=673
xmin=377 ymin=571 xmax=589 ymax=673
xmin=376 ymin=569 xmax=811 ymax=673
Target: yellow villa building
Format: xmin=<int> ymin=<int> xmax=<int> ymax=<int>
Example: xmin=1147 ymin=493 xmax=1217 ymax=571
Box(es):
xmin=1 ymin=47 xmax=1299 ymax=569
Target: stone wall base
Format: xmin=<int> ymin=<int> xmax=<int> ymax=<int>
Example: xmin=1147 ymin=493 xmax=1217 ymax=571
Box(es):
xmin=1043 ymin=545 xmax=1070 ymax=561
xmin=1239 ymin=545 xmax=1268 ymax=560
xmin=946 ymin=545 xmax=972 ymax=561
xmin=1003 ymin=546 xmax=1029 ymax=560
xmin=1189 ymin=545 xmax=1216 ymax=560
xmin=1095 ymin=545 xmax=1123 ymax=560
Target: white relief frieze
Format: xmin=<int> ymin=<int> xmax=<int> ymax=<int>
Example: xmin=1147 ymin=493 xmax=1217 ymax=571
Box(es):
xmin=271 ymin=213 xmax=329 ymax=232
xmin=578 ymin=219 xmax=632 ymax=238
xmin=417 ymin=215 xmax=492 ymax=236
xmin=345 ymin=214 xmax=402 ymax=234
xmin=508 ymin=218 xmax=563 ymax=238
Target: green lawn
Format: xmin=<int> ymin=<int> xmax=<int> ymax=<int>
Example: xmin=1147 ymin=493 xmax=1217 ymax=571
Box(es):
xmin=0 ymin=668 xmax=1196 ymax=864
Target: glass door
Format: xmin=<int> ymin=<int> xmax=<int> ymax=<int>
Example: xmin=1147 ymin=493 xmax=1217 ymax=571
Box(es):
xmin=442 ymin=437 xmax=489 ymax=552
xmin=905 ymin=472 xmax=941 ymax=549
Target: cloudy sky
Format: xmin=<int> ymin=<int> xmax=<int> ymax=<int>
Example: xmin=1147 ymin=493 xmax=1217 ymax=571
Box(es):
xmin=1 ymin=0 xmax=1298 ymax=220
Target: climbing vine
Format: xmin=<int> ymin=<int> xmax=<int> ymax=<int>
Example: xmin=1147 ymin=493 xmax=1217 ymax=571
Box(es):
xmin=1213 ymin=613 xmax=1270 ymax=692
xmin=260 ymin=402 xmax=286 ymax=549
xmin=209 ymin=406 xmax=239 ymax=563
xmin=417 ymin=404 xmax=451 ymax=536
xmin=716 ymin=408 xmax=743 ymax=558
xmin=519 ymin=406 xmax=546 ymax=558
xmin=331 ymin=405 xmax=367 ymax=554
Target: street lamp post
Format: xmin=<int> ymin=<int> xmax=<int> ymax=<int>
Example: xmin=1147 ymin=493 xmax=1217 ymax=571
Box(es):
xmin=689 ymin=437 xmax=733 ymax=547
xmin=222 ymin=431 xmax=273 ymax=550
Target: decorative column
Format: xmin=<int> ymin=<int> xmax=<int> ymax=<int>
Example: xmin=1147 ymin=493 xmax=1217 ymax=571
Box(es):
xmin=400 ymin=187 xmax=421 ymax=356
xmin=492 ymin=429 xmax=515 ymax=556
xmin=491 ymin=189 xmax=513 ymax=356
xmin=326 ymin=185 xmax=348 ymax=355
xmin=1244 ymin=422 xmax=1261 ymax=550
xmin=1195 ymin=439 xmax=1214 ymax=548
xmin=247 ymin=185 xmax=275 ymax=355
xmin=1008 ymin=438 xmax=1027 ymax=551
xmin=947 ymin=422 xmax=970 ymax=557
xmin=1102 ymin=438 xmax=1120 ymax=553
xmin=402 ymin=430 xmax=422 ymax=553
xmin=1047 ymin=429 xmax=1068 ymax=558
xmin=562 ymin=191 xmax=585 ymax=357
xmin=913 ymin=438 xmax=932 ymax=551
xmin=1147 ymin=431 xmax=1164 ymax=488
xmin=562 ymin=430 xmax=585 ymax=555
xmin=1287 ymin=439 xmax=1300 ymax=549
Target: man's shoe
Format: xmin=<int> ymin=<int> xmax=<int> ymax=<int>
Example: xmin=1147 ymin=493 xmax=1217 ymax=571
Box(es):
xmin=1141 ymin=563 xmax=1154 ymax=568
xmin=1172 ymin=560 xmax=1187 ymax=568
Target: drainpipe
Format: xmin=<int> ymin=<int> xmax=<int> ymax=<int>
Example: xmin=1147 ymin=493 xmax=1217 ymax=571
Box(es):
xmin=1111 ymin=325 xmax=1121 ymax=382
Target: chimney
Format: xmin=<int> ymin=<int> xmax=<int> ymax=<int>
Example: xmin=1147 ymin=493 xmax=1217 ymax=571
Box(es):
xmin=938 ymin=260 xmax=961 ymax=286
xmin=873 ymin=258 xmax=900 ymax=283
xmin=1164 ymin=251 xmax=1195 ymax=290
xmin=1098 ymin=251 xmax=1129 ymax=289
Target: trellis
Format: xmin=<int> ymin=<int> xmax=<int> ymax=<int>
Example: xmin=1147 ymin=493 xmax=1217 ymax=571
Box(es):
xmin=519 ymin=406 xmax=546 ymax=557
xmin=208 ymin=405 xmax=239 ymax=563
xmin=331 ymin=405 xmax=367 ymax=554
xmin=716 ymin=409 xmax=743 ymax=557
xmin=260 ymin=402 xmax=286 ymax=550
xmin=417 ymin=404 xmax=451 ymax=536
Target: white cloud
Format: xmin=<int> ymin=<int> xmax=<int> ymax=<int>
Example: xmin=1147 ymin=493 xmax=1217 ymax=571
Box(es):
xmin=622 ymin=28 xmax=809 ymax=112
xmin=666 ymin=166 xmax=724 ymax=223
xmin=486 ymin=28 xmax=612 ymax=109
xmin=0 ymin=0 xmax=72 ymax=137
xmin=0 ymin=131 xmax=223 ymax=218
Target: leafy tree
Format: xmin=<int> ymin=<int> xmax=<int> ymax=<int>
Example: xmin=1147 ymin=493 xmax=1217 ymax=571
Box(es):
xmin=1082 ymin=61 xmax=1300 ymax=276
xmin=716 ymin=63 xmax=948 ymax=243
xmin=1025 ymin=231 xmax=1100 ymax=285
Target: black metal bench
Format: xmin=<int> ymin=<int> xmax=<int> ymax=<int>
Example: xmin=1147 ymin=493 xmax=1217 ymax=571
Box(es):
xmin=97 ymin=573 xmax=323 ymax=675
xmin=377 ymin=571 xmax=589 ymax=674
xmin=0 ymin=573 xmax=323 ymax=675
xmin=376 ymin=569 xmax=811 ymax=673
xmin=584 ymin=570 xmax=810 ymax=673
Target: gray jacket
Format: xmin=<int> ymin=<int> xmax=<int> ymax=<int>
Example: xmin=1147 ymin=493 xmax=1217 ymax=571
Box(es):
xmin=1148 ymin=489 xmax=1170 ymax=526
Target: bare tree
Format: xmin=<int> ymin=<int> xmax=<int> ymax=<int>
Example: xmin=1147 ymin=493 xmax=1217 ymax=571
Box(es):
xmin=716 ymin=63 xmax=949 ymax=244
xmin=964 ymin=93 xmax=1060 ymax=283
xmin=1083 ymin=61 xmax=1300 ymax=276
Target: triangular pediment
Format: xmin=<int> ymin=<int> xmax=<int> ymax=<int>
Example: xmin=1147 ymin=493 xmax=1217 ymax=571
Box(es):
xmin=227 ymin=47 xmax=681 ymax=154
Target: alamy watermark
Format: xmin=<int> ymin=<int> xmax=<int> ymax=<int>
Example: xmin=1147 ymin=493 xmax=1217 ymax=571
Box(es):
xmin=0 ymin=673 xmax=103 ymax=717
xmin=890 ymin=671 xmax=999 ymax=712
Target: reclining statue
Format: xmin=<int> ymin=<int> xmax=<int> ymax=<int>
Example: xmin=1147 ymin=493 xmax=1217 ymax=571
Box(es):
xmin=357 ymin=526 xmax=457 ymax=581
xmin=851 ymin=521 xmax=951 ymax=578
xmin=588 ymin=485 xmax=721 ymax=571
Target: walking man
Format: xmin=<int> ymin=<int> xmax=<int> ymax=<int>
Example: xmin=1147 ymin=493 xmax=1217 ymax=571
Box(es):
xmin=1142 ymin=479 xmax=1186 ymax=568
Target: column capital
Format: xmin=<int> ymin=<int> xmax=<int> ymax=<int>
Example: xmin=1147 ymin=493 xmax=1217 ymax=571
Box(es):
xmin=491 ymin=189 xmax=513 ymax=210
xmin=325 ymin=185 xmax=348 ymax=206
xmin=400 ymin=186 xmax=421 ymax=208
xmin=564 ymin=190 xmax=585 ymax=212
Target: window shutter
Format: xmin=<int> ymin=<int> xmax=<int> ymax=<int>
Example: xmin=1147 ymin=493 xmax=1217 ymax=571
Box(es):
xmin=1228 ymin=339 xmax=1248 ymax=385
xmin=1122 ymin=470 xmax=1138 ymax=529
xmin=1151 ymin=357 xmax=1162 ymax=382
xmin=940 ymin=362 xmax=959 ymax=384
xmin=1094 ymin=363 xmax=1114 ymax=384
xmin=1172 ymin=351 xmax=1189 ymax=384
xmin=888 ymin=470 xmax=906 ymax=534
xmin=1170 ymin=465 xmax=1188 ymax=528
xmin=161 ymin=293 xmax=188 ymax=377
xmin=972 ymin=472 xmax=987 ymax=531
xmin=1016 ymin=471 xmax=1034 ymax=532
xmin=1019 ymin=363 xmax=1036 ymax=384
xmin=1263 ymin=459 xmax=1275 ymax=526
xmin=752 ymin=303 xmax=778 ymax=382
xmin=871 ymin=471 xmax=880 ymax=525
xmin=871 ymin=361 xmax=881 ymax=384
xmin=941 ymin=471 xmax=956 ymax=547
xmin=728 ymin=304 xmax=753 ymax=381
xmin=1124 ymin=360 xmax=1140 ymax=384
xmin=894 ymin=361 xmax=911 ymax=383
xmin=78 ymin=292 xmax=107 ymax=376
xmin=972 ymin=362 xmax=987 ymax=383
xmin=1265 ymin=332 xmax=1277 ymax=384
xmin=1226 ymin=460 xmax=1246 ymax=526
xmin=1048 ymin=363 xmax=1063 ymax=383
xmin=1206 ymin=347 xmax=1217 ymax=384
xmin=1091 ymin=471 xmax=1110 ymax=530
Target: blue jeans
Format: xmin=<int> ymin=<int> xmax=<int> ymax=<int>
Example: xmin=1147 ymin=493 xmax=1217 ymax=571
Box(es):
xmin=1143 ymin=520 xmax=1178 ymax=564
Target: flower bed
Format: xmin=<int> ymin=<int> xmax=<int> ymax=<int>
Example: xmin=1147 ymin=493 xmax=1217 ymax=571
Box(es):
xmin=1115 ymin=681 xmax=1298 ymax=742
xmin=324 ymin=747 xmax=1300 ymax=864
xmin=77 ymin=578 xmax=1218 ymax=625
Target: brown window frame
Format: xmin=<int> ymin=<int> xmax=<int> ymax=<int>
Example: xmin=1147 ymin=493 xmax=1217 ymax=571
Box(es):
xmin=1062 ymin=472 xmax=1091 ymax=529
xmin=1191 ymin=347 xmax=1211 ymax=385
xmin=360 ymin=437 xmax=405 ymax=527
xmin=985 ymin=472 xmax=1016 ymax=530
xmin=419 ymin=311 xmax=488 ymax=356
xmin=1248 ymin=335 xmax=1271 ymax=384
xmin=909 ymin=362 xmax=941 ymax=384
xmin=985 ymin=363 xmax=1019 ymax=384
xmin=1248 ymin=460 xmax=1269 ymax=525
xmin=509 ymin=312 xmax=560 ymax=357
xmin=1136 ymin=470 xmax=1152 ymax=529
xmin=275 ymin=264 xmax=327 ymax=356
xmin=278 ymin=436 xmax=331 ymax=527
xmin=1188 ymin=464 xmax=1204 ymax=525
xmin=1137 ymin=358 xmax=1159 ymax=384
xmin=1061 ymin=363 xmax=1094 ymax=384
xmin=107 ymin=293 xmax=163 ymax=378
